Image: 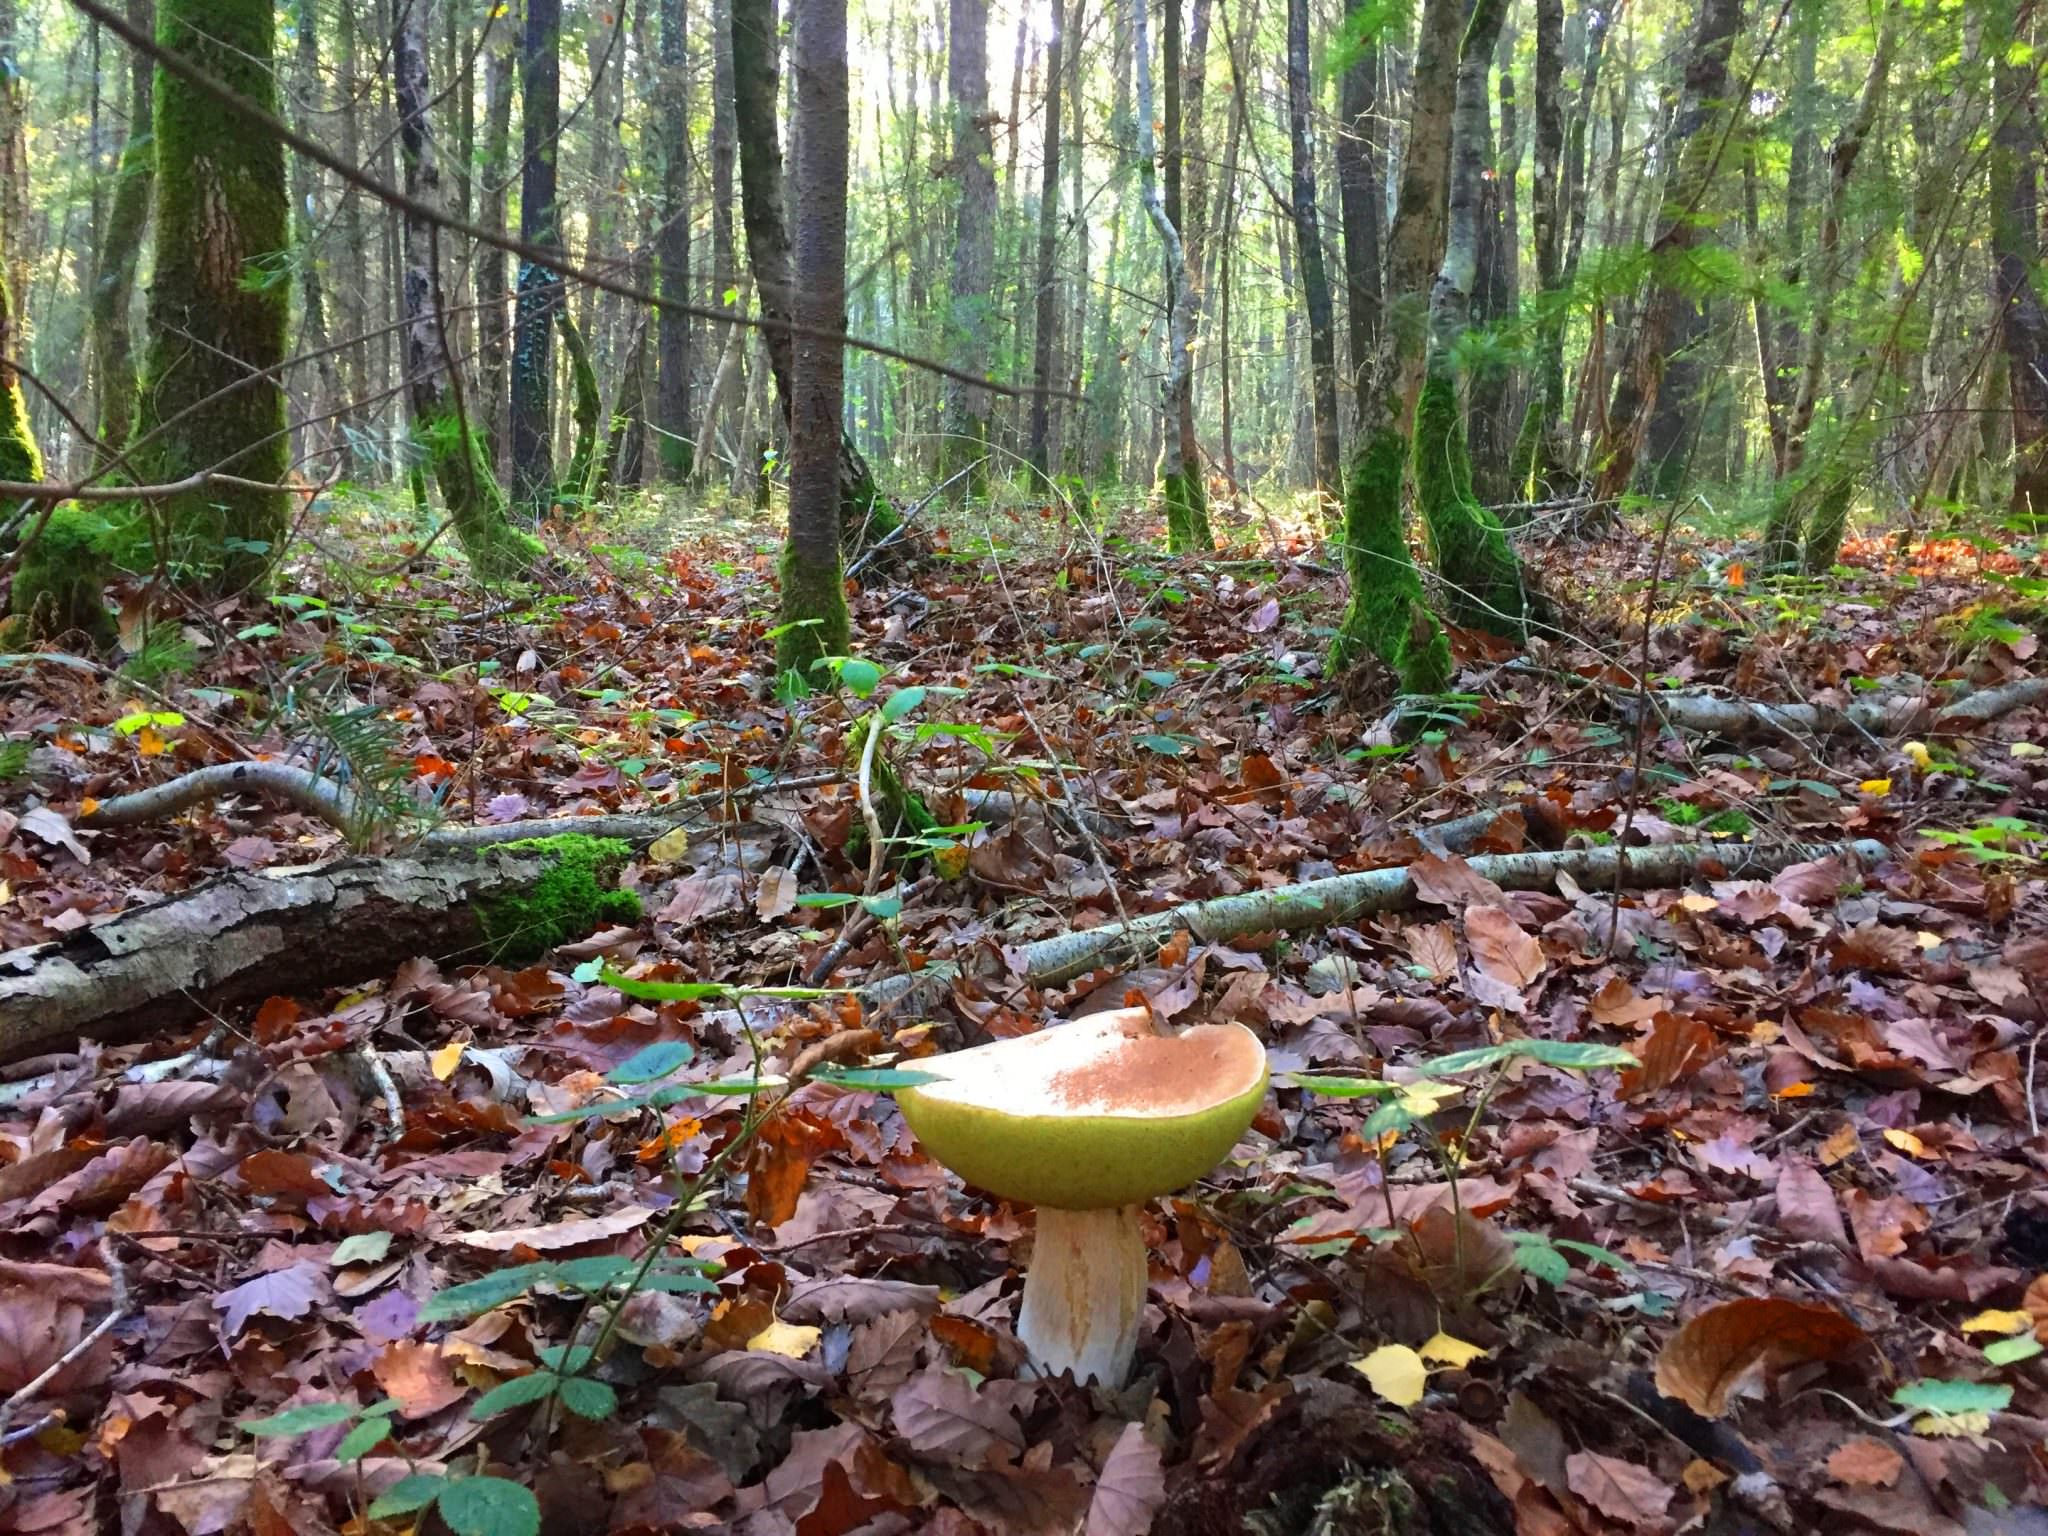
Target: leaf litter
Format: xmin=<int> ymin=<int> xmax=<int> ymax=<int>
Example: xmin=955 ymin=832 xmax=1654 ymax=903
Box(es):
xmin=0 ymin=521 xmax=2045 ymax=1534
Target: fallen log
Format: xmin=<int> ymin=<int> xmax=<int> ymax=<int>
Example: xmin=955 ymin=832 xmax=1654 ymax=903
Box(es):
xmin=0 ymin=836 xmax=637 ymax=1064
xmin=860 ymin=837 xmax=1891 ymax=1010
xmin=1616 ymin=676 xmax=2048 ymax=744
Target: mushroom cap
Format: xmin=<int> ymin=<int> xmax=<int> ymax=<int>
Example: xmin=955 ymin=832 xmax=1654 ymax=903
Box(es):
xmin=897 ymin=1008 xmax=1269 ymax=1210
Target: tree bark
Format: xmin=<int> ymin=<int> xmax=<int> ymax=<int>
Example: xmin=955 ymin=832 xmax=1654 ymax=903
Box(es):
xmin=474 ymin=20 xmax=516 ymax=474
xmin=395 ymin=0 xmax=541 ymax=580
xmin=776 ymin=0 xmax=853 ymax=676
xmin=940 ymin=0 xmax=994 ymax=496
xmin=1511 ymin=0 xmax=1566 ymax=495
xmin=0 ymin=841 xmax=636 ymax=1063
xmin=88 ymin=0 xmax=152 ymax=461
xmin=1336 ymin=2 xmax=1380 ymax=407
xmin=655 ymin=0 xmax=694 ymax=477
xmin=1287 ymin=0 xmax=1342 ymax=504
xmin=1590 ymin=0 xmax=1741 ymax=503
xmin=1135 ymin=0 xmax=1210 ymax=550
xmin=1025 ymin=0 xmax=1066 ymax=481
xmin=509 ymin=0 xmax=563 ymax=514
xmin=290 ymin=0 xmax=349 ymax=483
xmin=130 ymin=0 xmax=290 ymax=594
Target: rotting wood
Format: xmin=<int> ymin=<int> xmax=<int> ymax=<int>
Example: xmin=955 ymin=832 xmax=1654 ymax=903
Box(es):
xmin=0 ymin=841 xmax=630 ymax=1064
xmin=860 ymin=836 xmax=1891 ymax=1011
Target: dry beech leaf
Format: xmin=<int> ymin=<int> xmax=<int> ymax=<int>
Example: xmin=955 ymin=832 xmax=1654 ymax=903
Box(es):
xmin=1464 ymin=904 xmax=1547 ymax=988
xmin=755 ymin=865 xmax=798 ymax=920
xmin=1086 ymin=1421 xmax=1166 ymax=1536
xmin=1654 ymin=1297 xmax=1867 ymax=1417
xmin=1826 ymin=1437 xmax=1903 ymax=1488
xmin=1565 ymin=1451 xmax=1672 ymax=1529
xmin=453 ymin=1204 xmax=655 ymax=1252
xmin=1405 ymin=922 xmax=1458 ymax=980
xmin=1410 ymin=854 xmax=1508 ymax=908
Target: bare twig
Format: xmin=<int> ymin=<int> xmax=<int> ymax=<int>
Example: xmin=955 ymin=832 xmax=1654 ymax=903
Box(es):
xmin=0 ymin=1242 xmax=132 ymax=1437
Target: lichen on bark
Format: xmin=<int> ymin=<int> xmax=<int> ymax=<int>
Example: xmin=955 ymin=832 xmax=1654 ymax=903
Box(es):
xmin=129 ymin=0 xmax=291 ymax=594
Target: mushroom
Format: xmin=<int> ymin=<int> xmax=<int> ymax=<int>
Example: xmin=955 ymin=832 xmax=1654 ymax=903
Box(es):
xmin=897 ymin=1006 xmax=1268 ymax=1387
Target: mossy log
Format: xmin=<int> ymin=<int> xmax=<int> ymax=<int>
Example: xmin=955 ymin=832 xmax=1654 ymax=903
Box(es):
xmin=0 ymin=836 xmax=638 ymax=1063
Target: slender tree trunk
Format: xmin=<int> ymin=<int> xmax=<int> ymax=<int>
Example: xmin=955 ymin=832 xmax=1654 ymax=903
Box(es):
xmin=1336 ymin=9 xmax=1381 ymax=407
xmin=941 ymin=0 xmax=994 ymax=496
xmin=655 ymin=0 xmax=693 ymax=477
xmin=1025 ymin=0 xmax=1066 ymax=479
xmin=88 ymin=0 xmax=152 ymax=460
xmin=1140 ymin=0 xmax=1209 ymax=550
xmin=1511 ymin=0 xmax=1566 ymax=495
xmin=395 ymin=0 xmax=541 ymax=578
xmin=475 ymin=19 xmax=515 ymax=473
xmin=130 ymin=0 xmax=290 ymax=593
xmin=290 ymin=0 xmax=350 ymax=482
xmin=1590 ymin=0 xmax=1741 ymax=502
xmin=777 ymin=0 xmax=853 ymax=674
xmin=510 ymin=0 xmax=563 ymax=513
xmin=731 ymin=0 xmax=891 ymax=547
xmin=1287 ymin=0 xmax=1341 ymax=501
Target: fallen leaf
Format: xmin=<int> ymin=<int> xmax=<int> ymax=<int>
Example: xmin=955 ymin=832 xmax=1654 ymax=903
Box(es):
xmin=1959 ymin=1309 xmax=2032 ymax=1336
xmin=747 ymin=1316 xmax=823 ymax=1360
xmin=1405 ymin=922 xmax=1458 ymax=980
xmin=371 ymin=1340 xmax=469 ymax=1417
xmin=1419 ymin=1332 xmax=1489 ymax=1368
xmin=19 ymin=805 xmax=91 ymax=864
xmin=1410 ymin=854 xmax=1508 ymax=908
xmin=1826 ymin=1437 xmax=1903 ymax=1488
xmin=213 ymin=1262 xmax=331 ymax=1337
xmin=648 ymin=825 xmax=692 ymax=864
xmin=1565 ymin=1451 xmax=1672 ymax=1529
xmin=755 ymin=865 xmax=797 ymax=920
xmin=889 ymin=1365 xmax=1026 ymax=1467
xmin=1654 ymin=1297 xmax=1867 ymax=1416
xmin=430 ymin=1041 xmax=466 ymax=1080
xmin=453 ymin=1205 xmax=654 ymax=1252
xmin=1354 ymin=1344 xmax=1429 ymax=1407
xmin=1465 ymin=904 xmax=1547 ymax=988
xmin=1775 ymin=1157 xmax=1849 ymax=1250
xmin=1085 ymin=1421 xmax=1166 ymax=1536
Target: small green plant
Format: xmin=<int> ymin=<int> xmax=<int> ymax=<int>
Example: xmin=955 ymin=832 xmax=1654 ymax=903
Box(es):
xmin=1921 ymin=816 xmax=2043 ymax=863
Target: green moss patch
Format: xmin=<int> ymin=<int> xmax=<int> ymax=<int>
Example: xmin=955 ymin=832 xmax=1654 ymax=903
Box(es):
xmin=473 ymin=835 xmax=641 ymax=963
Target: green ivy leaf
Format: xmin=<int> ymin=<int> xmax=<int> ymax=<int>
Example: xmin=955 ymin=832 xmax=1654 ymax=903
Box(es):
xmin=606 ymin=1041 xmax=695 ymax=1085
xmin=437 ymin=1475 xmax=542 ymax=1536
xmin=807 ymin=1066 xmax=942 ymax=1092
xmin=880 ymin=686 xmax=926 ymax=723
xmin=239 ymin=1401 xmax=362 ymax=1436
xmin=470 ymin=1372 xmax=560 ymax=1419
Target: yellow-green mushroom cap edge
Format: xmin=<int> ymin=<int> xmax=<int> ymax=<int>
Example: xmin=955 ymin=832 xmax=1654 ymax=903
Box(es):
xmin=896 ymin=1029 xmax=1269 ymax=1210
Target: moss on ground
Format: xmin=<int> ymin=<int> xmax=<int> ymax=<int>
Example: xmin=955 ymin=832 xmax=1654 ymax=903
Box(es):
xmin=473 ymin=834 xmax=640 ymax=962
xmin=9 ymin=505 xmax=117 ymax=645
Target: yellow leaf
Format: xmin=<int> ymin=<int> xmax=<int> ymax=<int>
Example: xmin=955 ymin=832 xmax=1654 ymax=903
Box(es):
xmin=1395 ymin=1080 xmax=1463 ymax=1114
xmin=1678 ymin=891 xmax=1720 ymax=913
xmin=1770 ymin=1081 xmax=1816 ymax=1099
xmin=1902 ymin=741 xmax=1933 ymax=770
xmin=1883 ymin=1128 xmax=1929 ymax=1159
xmin=1725 ymin=563 xmax=1745 ymax=589
xmin=429 ymin=1041 xmax=466 ymax=1081
xmin=1960 ymin=1309 xmax=2033 ymax=1336
xmin=647 ymin=825 xmax=692 ymax=864
xmin=1819 ymin=1122 xmax=1859 ymax=1165
xmin=1916 ymin=931 xmax=1943 ymax=951
xmin=1353 ymin=1344 xmax=1429 ymax=1407
xmin=80 ymin=796 xmax=99 ymax=817
xmin=932 ymin=843 xmax=969 ymax=880
xmin=746 ymin=1317 xmax=822 ymax=1359
xmin=1859 ymin=778 xmax=1892 ymax=797
xmin=1418 ymin=1332 xmax=1489 ymax=1368
xmin=2011 ymin=743 xmax=2044 ymax=759
xmin=1912 ymin=1410 xmax=1991 ymax=1437
xmin=136 ymin=725 xmax=169 ymax=756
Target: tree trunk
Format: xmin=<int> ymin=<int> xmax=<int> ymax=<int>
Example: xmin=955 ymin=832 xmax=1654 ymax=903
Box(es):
xmin=1510 ymin=0 xmax=1566 ymax=496
xmin=1025 ymin=0 xmax=1066 ymax=481
xmin=1136 ymin=0 xmax=1210 ymax=551
xmin=1590 ymin=0 xmax=1741 ymax=503
xmin=731 ymin=0 xmax=891 ymax=550
xmin=0 ymin=840 xmax=637 ymax=1064
xmin=1336 ymin=2 xmax=1380 ymax=407
xmin=290 ymin=0 xmax=349 ymax=483
xmin=88 ymin=0 xmax=151 ymax=460
xmin=130 ymin=0 xmax=291 ymax=594
xmin=655 ymin=0 xmax=693 ymax=477
xmin=474 ymin=24 xmax=515 ymax=474
xmin=1287 ymin=0 xmax=1342 ymax=504
xmin=776 ymin=0 xmax=853 ymax=676
xmin=509 ymin=0 xmax=563 ymax=514
xmin=1328 ymin=0 xmax=1462 ymax=688
xmin=396 ymin=0 xmax=542 ymax=579
xmin=940 ymin=0 xmax=994 ymax=497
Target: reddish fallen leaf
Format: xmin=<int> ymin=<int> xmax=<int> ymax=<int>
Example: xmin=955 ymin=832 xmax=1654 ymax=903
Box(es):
xmin=452 ymin=1204 xmax=655 ymax=1252
xmin=1464 ymin=904 xmax=1547 ymax=988
xmin=370 ymin=1340 xmax=469 ymax=1418
xmin=1618 ymin=1013 xmax=1716 ymax=1100
xmin=1826 ymin=1437 xmax=1904 ymax=1488
xmin=1085 ymin=1422 xmax=1166 ymax=1536
xmin=889 ymin=1365 xmax=1026 ymax=1468
xmin=1654 ymin=1297 xmax=1867 ymax=1417
xmin=1774 ymin=1156 xmax=1850 ymax=1250
xmin=1409 ymin=853 xmax=1508 ymax=907
xmin=1565 ymin=1451 xmax=1672 ymax=1529
xmin=0 ymin=1286 xmax=114 ymax=1395
xmin=746 ymin=1113 xmax=843 ymax=1228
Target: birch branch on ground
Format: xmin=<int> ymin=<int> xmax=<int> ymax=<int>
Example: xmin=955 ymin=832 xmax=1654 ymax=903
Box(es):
xmin=860 ymin=836 xmax=1891 ymax=1010
xmin=1615 ymin=676 xmax=2048 ymax=743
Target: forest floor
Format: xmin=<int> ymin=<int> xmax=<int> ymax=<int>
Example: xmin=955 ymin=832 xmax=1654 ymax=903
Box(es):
xmin=2 ymin=491 xmax=2047 ymax=1536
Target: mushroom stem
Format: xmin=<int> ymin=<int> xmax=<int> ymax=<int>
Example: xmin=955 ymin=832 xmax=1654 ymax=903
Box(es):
xmin=1017 ymin=1203 xmax=1147 ymax=1387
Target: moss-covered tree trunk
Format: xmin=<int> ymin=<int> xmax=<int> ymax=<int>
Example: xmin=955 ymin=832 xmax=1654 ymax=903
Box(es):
xmin=556 ymin=306 xmax=601 ymax=508
xmin=128 ymin=0 xmax=290 ymax=594
xmin=775 ymin=0 xmax=852 ymax=678
xmin=1132 ymin=0 xmax=1210 ymax=552
xmin=1415 ymin=0 xmax=1527 ymax=637
xmin=1328 ymin=0 xmax=1462 ymax=689
xmin=0 ymin=228 xmax=37 ymax=490
xmin=89 ymin=0 xmax=152 ymax=460
xmin=395 ymin=0 xmax=543 ymax=580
